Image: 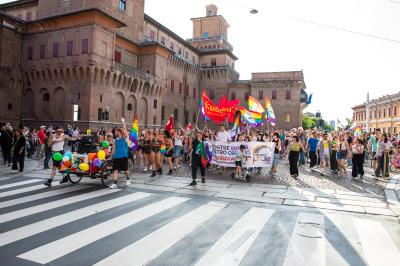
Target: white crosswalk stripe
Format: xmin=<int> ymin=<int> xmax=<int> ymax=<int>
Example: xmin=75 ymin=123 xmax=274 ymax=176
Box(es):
xmin=94 ymin=201 xmax=227 ymax=266
xmin=0 ymin=182 xmax=61 ymax=198
xmin=353 ymin=218 xmax=400 ymax=266
xmin=18 ymin=196 xmax=189 ymax=264
xmin=0 ymin=179 xmax=42 ymax=190
xmin=0 ymin=188 xmax=118 ymax=223
xmin=0 ymin=178 xmax=398 ymax=266
xmin=0 ymin=185 xmax=88 ymax=209
xmin=195 ymin=207 xmax=274 ymax=266
xmin=283 ymin=212 xmax=326 ymax=266
xmin=0 ymin=192 xmax=152 ymax=247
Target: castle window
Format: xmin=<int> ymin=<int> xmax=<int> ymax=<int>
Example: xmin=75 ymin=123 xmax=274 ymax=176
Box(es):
xmin=161 ymin=106 xmax=165 ymax=122
xmin=7 ymin=103 xmax=12 ymax=110
xmin=258 ymin=90 xmax=263 ymax=100
xmin=160 ymin=37 xmax=165 ymax=45
xmin=211 ymin=58 xmax=216 ymax=66
xmin=272 ymin=90 xmax=277 ymax=100
xmin=286 ymin=89 xmax=291 ymax=100
xmin=193 ymin=87 xmax=196 ymax=98
xmin=170 ymin=80 xmax=174 ymax=92
xmin=127 ymin=103 xmax=132 ymax=111
xmin=186 ymin=85 xmax=189 ymax=97
xmin=100 ymin=94 xmax=102 ymax=103
xmin=43 ymin=93 xmax=50 ymax=101
xmin=114 ymin=50 xmax=121 ymax=63
xmin=40 ymin=44 xmax=46 ymax=59
xmin=82 ymin=39 xmax=89 ymax=54
xmin=231 ymin=91 xmax=236 ymax=100
xmin=179 ymin=82 xmax=182 ymax=94
xmin=53 ymin=42 xmax=59 ymax=57
xmin=67 ymin=40 xmax=73 ymax=56
xmin=119 ymin=0 xmax=126 ymax=11
xmin=395 ymin=106 xmax=397 ymax=116
xmin=27 ymin=46 xmax=33 ymax=60
xmin=153 ymin=99 xmax=157 ymax=109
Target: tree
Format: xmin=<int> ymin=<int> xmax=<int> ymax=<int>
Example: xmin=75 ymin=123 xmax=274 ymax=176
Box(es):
xmin=302 ymin=114 xmax=316 ymax=129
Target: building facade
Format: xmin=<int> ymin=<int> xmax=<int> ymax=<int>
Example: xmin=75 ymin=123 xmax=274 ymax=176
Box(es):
xmin=0 ymin=0 xmax=308 ymax=130
xmin=352 ymin=93 xmax=400 ymax=134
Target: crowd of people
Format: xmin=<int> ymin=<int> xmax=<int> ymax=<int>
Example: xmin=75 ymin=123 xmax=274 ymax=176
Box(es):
xmin=1 ymin=122 xmax=398 ymax=188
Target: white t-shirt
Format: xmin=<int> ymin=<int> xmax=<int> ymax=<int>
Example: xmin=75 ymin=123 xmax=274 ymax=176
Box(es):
xmin=216 ymin=130 xmax=231 ymax=142
xmin=174 ymin=136 xmax=183 ymax=146
xmin=52 ymin=133 xmax=65 ymax=152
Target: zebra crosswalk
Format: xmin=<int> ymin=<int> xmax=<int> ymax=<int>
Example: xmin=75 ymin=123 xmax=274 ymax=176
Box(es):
xmin=0 ymin=178 xmax=399 ymax=266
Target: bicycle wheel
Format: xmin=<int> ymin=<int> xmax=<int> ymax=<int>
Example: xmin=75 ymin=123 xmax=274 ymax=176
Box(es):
xmin=68 ymin=173 xmax=83 ymax=184
xmin=100 ymin=161 xmax=114 ymax=187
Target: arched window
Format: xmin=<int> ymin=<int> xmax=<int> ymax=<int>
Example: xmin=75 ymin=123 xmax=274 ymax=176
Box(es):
xmin=127 ymin=103 xmax=132 ymax=111
xmin=43 ymin=93 xmax=49 ymax=101
xmin=100 ymin=94 xmax=102 ymax=103
xmin=383 ymin=108 xmax=386 ymax=118
xmin=389 ymin=107 xmax=392 ymax=117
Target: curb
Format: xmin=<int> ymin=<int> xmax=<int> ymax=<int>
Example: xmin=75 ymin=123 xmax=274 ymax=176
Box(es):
xmin=384 ymin=174 xmax=400 ymax=218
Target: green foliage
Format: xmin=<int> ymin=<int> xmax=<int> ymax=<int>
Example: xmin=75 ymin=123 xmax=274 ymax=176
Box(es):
xmin=302 ymin=114 xmax=335 ymax=131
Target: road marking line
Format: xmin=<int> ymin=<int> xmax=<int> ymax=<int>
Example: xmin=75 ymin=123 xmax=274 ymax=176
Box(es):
xmin=18 ymin=196 xmax=189 ymax=264
xmin=93 ymin=201 xmax=227 ymax=266
xmin=0 ymin=192 xmax=151 ymax=247
xmin=195 ymin=207 xmax=274 ymax=266
xmin=0 ymin=179 xmax=42 ymax=190
xmin=353 ymin=218 xmax=400 ymax=266
xmin=0 ymin=182 xmax=61 ymax=199
xmin=0 ymin=186 xmax=88 ymax=209
xmin=0 ymin=188 xmax=118 ymax=224
xmin=283 ymin=212 xmax=326 ymax=266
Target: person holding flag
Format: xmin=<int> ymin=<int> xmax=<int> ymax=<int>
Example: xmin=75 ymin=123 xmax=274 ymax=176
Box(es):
xmin=150 ymin=128 xmax=163 ymax=177
xmin=190 ymin=131 xmax=208 ymax=186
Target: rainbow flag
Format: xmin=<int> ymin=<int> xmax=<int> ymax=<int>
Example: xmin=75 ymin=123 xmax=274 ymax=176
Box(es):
xmin=265 ymin=96 xmax=276 ymax=126
xmin=229 ymin=112 xmax=241 ymax=140
xmin=160 ymin=144 xmax=167 ymax=155
xmin=129 ymin=116 xmax=139 ymax=151
xmin=199 ymin=98 xmax=210 ymax=121
xmin=354 ymin=127 xmax=362 ymax=137
xmin=248 ymin=96 xmax=265 ymax=113
xmin=240 ymin=108 xmax=262 ymax=128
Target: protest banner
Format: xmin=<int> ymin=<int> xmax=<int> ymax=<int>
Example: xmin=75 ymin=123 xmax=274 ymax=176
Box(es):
xmin=207 ymin=141 xmax=275 ymax=169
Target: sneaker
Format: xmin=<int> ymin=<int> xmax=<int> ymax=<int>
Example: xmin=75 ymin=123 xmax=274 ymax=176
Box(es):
xmin=157 ymin=168 xmax=162 ymax=175
xmin=201 ymin=178 xmax=205 ymax=183
xmin=126 ymin=179 xmax=131 ymax=186
xmin=44 ymin=179 xmax=52 ymax=187
xmin=60 ymin=176 xmax=69 ymax=184
xmin=189 ymin=180 xmax=197 ymax=186
xmin=167 ymin=169 xmax=172 ymax=175
xmin=109 ymin=183 xmax=118 ymax=189
xmin=150 ymin=172 xmax=156 ymax=177
xmin=143 ymin=166 xmax=148 ymax=172
xmin=173 ymin=166 xmax=177 ymax=170
xmin=149 ymin=165 xmax=153 ymax=171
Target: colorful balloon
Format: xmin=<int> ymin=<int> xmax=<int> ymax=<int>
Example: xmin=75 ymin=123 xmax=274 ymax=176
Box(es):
xmin=64 ymin=151 xmax=73 ymax=159
xmin=92 ymin=158 xmax=101 ymax=167
xmin=101 ymin=141 xmax=109 ymax=148
xmin=79 ymin=163 xmax=89 ymax=172
xmin=97 ymin=150 xmax=106 ymax=160
xmin=62 ymin=156 xmax=70 ymax=162
xmin=63 ymin=160 xmax=71 ymax=168
xmin=52 ymin=152 xmax=62 ymax=161
xmin=88 ymin=153 xmax=97 ymax=162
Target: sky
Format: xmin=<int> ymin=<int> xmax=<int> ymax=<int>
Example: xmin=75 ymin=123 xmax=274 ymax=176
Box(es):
xmin=1 ymin=0 xmax=399 ymax=122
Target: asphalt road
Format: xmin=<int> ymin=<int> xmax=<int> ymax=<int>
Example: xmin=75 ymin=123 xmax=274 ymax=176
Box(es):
xmin=0 ymin=174 xmax=399 ymax=266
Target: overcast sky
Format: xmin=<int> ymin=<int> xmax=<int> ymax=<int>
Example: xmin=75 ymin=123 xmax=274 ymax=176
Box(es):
xmin=1 ymin=0 xmax=399 ymax=122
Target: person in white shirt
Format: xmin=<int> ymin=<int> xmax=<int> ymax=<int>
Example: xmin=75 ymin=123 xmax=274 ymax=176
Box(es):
xmin=216 ymin=124 xmax=230 ymax=174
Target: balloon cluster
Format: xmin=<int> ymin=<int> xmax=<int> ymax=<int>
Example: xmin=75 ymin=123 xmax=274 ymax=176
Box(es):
xmin=53 ymin=141 xmax=109 ymax=173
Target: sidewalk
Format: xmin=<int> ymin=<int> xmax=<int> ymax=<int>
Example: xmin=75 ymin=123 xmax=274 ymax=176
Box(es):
xmin=1 ymin=158 xmax=398 ymax=217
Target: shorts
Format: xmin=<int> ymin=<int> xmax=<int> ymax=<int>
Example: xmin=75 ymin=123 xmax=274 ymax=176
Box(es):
xmin=272 ymin=153 xmax=279 ymax=166
xmin=235 ymin=161 xmax=242 ymax=167
xmin=337 ymin=152 xmax=347 ymax=160
xmin=151 ymin=147 xmax=160 ymax=153
xmin=52 ymin=150 xmax=64 ymax=168
xmin=165 ymin=149 xmax=174 ymax=158
xmin=113 ymin=157 xmax=128 ymax=172
xmin=371 ymin=151 xmax=377 ymax=160
xmin=174 ymin=146 xmax=182 ymax=158
xmin=143 ymin=146 xmax=152 ymax=155
xmin=320 ymin=154 xmax=330 ymax=164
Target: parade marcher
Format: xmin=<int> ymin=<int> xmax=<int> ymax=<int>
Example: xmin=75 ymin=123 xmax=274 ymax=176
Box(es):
xmin=351 ymin=138 xmax=365 ymax=180
xmin=190 ymin=131 xmax=206 ymax=185
xmin=11 ymin=129 xmax=26 ymax=172
xmin=285 ymin=135 xmax=305 ymax=178
xmin=150 ymin=128 xmax=163 ymax=177
xmin=297 ymin=127 xmax=307 ymax=165
xmin=34 ymin=126 xmax=46 ymax=160
xmin=317 ymin=133 xmax=331 ymax=175
xmin=375 ymin=133 xmax=392 ymax=178
xmin=108 ymin=122 xmax=131 ymax=189
xmin=174 ymin=130 xmax=184 ymax=169
xmin=142 ymin=130 xmax=152 ymax=172
xmin=337 ymin=134 xmax=350 ymax=177
xmin=330 ymin=135 xmax=340 ymax=174
xmin=270 ymin=132 xmax=281 ymax=177
xmin=44 ymin=127 xmax=75 ymax=187
xmin=43 ymin=132 xmax=52 ymax=169
xmin=368 ymin=130 xmax=378 ymax=171
xmin=0 ymin=124 xmax=13 ymax=166
xmin=164 ymin=130 xmax=174 ymax=175
xmin=234 ymin=144 xmax=247 ymax=178
xmin=307 ymin=131 xmax=319 ymax=168
xmin=216 ymin=124 xmax=230 ymax=174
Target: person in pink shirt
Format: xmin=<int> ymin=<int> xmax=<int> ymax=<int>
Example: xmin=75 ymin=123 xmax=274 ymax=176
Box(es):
xmin=34 ymin=126 xmax=46 ymax=160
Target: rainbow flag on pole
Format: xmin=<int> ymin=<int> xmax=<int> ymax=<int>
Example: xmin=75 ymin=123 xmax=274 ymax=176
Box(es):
xmin=354 ymin=127 xmax=362 ymax=137
xmin=199 ymin=98 xmax=210 ymax=121
xmin=248 ymin=96 xmax=265 ymax=113
xmin=129 ymin=116 xmax=139 ymax=151
xmin=240 ymin=108 xmax=263 ymax=128
xmin=265 ymin=96 xmax=276 ymax=126
xmin=160 ymin=144 xmax=167 ymax=155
